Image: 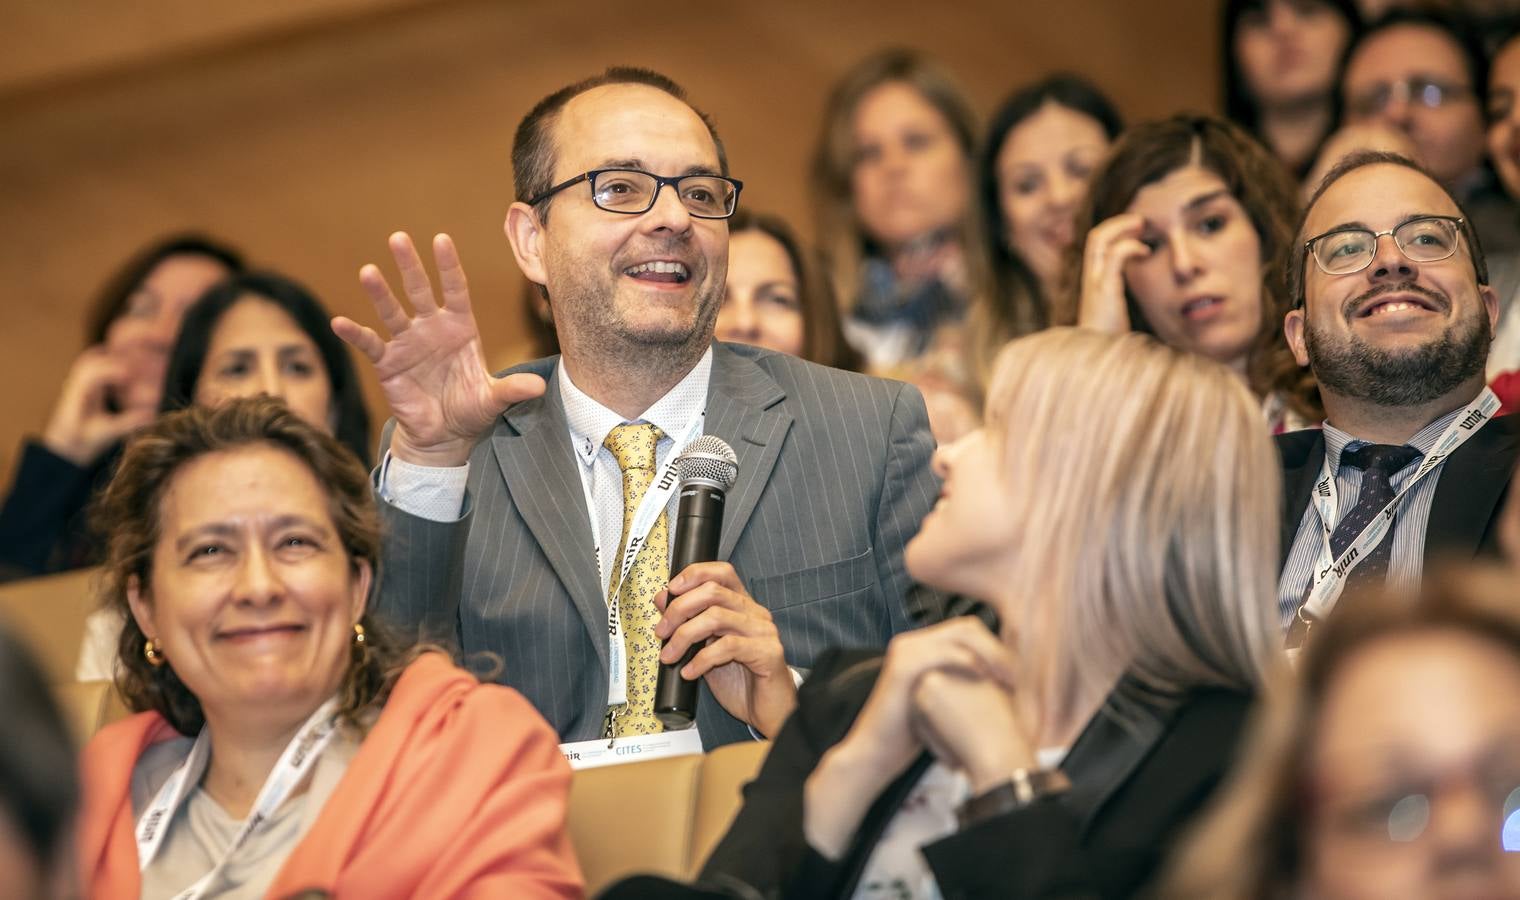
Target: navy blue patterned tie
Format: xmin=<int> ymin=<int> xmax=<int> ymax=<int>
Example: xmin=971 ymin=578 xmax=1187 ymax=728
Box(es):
xmin=1327 ymin=443 xmax=1422 ymax=594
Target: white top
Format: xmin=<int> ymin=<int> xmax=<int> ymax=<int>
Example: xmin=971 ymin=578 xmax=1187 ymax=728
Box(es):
xmin=852 ymin=747 xmax=1067 ymax=900
xmin=130 ymin=719 xmax=364 ymax=900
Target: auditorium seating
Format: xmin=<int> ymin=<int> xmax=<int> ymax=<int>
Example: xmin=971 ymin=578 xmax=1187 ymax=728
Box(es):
xmin=53 ymin=678 xmax=126 ymax=743
xmin=568 ymin=740 xmax=770 ymax=894
xmin=0 ymin=566 xmax=99 ymax=682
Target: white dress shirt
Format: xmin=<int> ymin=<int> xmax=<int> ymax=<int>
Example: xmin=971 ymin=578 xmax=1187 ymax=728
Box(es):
xmin=378 ymin=349 xmax=713 ymax=598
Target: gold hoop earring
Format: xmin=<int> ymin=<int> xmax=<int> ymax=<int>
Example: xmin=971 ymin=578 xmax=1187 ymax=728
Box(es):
xmin=144 ymin=638 xmax=165 ymax=668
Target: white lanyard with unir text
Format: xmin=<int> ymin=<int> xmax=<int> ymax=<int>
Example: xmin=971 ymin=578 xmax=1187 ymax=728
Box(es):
xmin=580 ymin=410 xmax=704 ymax=710
xmin=1299 ymin=387 xmax=1499 ymax=627
xmin=134 ymin=696 xmax=341 ymax=900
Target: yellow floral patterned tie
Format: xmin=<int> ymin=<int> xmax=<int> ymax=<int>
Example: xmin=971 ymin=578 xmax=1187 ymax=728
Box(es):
xmin=603 ymin=423 xmax=668 ymax=736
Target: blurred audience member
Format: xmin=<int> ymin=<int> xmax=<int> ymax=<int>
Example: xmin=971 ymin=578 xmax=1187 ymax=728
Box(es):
xmin=974 ymin=74 xmax=1122 ymax=361
xmin=1279 ymin=150 xmax=1519 ymax=641
xmin=159 ymin=271 xmax=373 ymax=467
xmin=0 ymin=235 xmax=241 ymax=581
xmin=0 ymin=623 xmax=78 ymax=900
xmin=1066 ymin=115 xmax=1322 ymax=432
xmin=812 ymin=48 xmax=987 ymax=372
xmin=1163 ymin=567 xmax=1520 ymax=899
xmin=1340 ymin=9 xmax=1520 ymax=254
xmin=690 ymin=329 xmax=1282 ymax=900
xmin=1224 ymin=0 xmax=1361 ymax=177
xmin=1484 ymin=26 xmax=1520 ymax=374
xmin=74 ymin=271 xmax=376 ymax=682
xmin=1302 ymin=118 xmax=1421 ymax=198
xmin=78 ymin=398 xmax=581 ymax=898
xmin=717 ymin=209 xmax=861 ymax=370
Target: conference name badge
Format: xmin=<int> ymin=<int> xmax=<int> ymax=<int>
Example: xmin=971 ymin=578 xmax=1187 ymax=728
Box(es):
xmin=559 ymin=728 xmax=705 ymax=770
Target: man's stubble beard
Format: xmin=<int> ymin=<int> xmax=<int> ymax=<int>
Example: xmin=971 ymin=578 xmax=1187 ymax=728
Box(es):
xmin=1304 ymin=304 xmax=1491 ymax=407
xmin=549 ymin=266 xmax=723 ymax=383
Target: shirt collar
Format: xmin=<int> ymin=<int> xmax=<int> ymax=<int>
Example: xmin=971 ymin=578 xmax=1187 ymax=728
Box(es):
xmin=1323 ymin=400 xmax=1470 ymax=475
xmin=557 ymin=347 xmax=714 ymax=467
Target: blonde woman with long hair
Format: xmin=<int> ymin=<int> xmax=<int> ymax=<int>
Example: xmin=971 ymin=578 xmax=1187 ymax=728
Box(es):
xmin=605 ymin=329 xmax=1283 ymax=900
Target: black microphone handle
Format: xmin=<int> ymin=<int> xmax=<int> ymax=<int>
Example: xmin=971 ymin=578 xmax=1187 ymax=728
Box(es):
xmin=654 ymin=483 xmax=726 ymax=730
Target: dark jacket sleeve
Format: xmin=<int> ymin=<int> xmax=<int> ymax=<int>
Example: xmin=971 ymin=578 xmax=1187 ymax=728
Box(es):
xmin=0 ymin=439 xmax=106 ymax=581
xmin=696 ymin=648 xmax=882 ymax=899
xmin=920 ymin=691 xmax=1253 ymax=900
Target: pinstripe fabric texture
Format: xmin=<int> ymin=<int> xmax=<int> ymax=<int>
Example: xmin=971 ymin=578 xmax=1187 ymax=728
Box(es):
xmin=373 ymin=342 xmax=944 ymax=747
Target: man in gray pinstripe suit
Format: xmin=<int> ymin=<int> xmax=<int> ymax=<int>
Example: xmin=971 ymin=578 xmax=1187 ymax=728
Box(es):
xmin=334 ymin=68 xmax=941 ymax=748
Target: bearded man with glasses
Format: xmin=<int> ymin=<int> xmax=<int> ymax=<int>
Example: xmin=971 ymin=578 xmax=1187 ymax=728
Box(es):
xmin=332 ymin=68 xmax=941 ymax=748
xmin=1276 ymin=150 xmax=1520 ymax=646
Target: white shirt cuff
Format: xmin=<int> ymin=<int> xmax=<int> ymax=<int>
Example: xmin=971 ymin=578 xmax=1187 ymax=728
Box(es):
xmin=377 ymin=450 xmax=470 ymax=522
xmin=746 ymin=665 xmax=806 ymax=741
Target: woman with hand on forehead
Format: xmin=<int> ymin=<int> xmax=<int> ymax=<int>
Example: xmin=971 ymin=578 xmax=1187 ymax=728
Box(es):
xmin=1066 ymin=115 xmax=1322 ymax=433
xmin=76 ymin=398 xmax=582 ymax=899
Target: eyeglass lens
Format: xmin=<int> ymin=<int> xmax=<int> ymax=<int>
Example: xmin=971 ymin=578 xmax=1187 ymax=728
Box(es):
xmin=1313 ymin=218 xmax=1459 ymax=275
xmin=591 ymin=171 xmax=736 ymax=218
xmin=1354 ymin=78 xmax=1465 ymax=116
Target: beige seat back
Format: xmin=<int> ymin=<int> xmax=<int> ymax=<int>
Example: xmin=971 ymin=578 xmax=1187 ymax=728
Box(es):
xmin=566 ymin=739 xmax=772 ymax=894
xmin=686 ymin=740 xmax=769 ymax=877
xmin=568 ymin=753 xmax=703 ymax=895
xmin=52 ymin=679 xmax=128 ymax=745
xmin=0 ymin=567 xmax=102 ymax=681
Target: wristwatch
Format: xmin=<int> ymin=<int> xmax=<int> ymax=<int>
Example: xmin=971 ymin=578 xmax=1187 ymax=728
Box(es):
xmin=956 ymin=767 xmax=1072 ymax=828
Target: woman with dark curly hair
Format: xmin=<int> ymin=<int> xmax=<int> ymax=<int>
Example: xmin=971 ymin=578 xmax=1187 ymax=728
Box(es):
xmin=76 ymin=398 xmax=581 ymax=899
xmin=1063 ymin=114 xmax=1323 ymax=432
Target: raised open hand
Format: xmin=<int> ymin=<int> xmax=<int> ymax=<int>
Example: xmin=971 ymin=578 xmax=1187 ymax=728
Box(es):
xmin=333 ymin=232 xmax=545 ymax=467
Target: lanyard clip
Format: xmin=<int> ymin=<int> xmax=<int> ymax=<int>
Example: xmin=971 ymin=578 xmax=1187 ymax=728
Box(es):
xmin=1285 ymin=606 xmax=1318 ymax=651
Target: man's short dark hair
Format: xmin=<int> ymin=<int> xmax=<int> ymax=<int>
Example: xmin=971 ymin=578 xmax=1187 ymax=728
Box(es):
xmin=511 ymin=67 xmax=729 ymax=221
xmin=1340 ymin=9 xmax=1489 ymax=111
xmin=1287 ymin=150 xmax=1488 ymax=310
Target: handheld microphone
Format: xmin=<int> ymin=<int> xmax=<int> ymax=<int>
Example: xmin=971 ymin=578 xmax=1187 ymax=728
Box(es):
xmin=654 ymin=435 xmax=739 ymax=730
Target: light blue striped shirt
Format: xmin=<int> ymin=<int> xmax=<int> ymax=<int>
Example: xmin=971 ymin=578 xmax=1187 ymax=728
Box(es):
xmin=1276 ymin=406 xmax=1463 ymax=627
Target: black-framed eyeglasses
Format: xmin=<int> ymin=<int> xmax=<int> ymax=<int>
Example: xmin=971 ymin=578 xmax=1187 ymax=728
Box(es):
xmin=1348 ymin=77 xmax=1473 ymax=119
xmin=1304 ymin=215 xmax=1466 ymax=277
xmin=526 ymin=168 xmax=743 ymax=219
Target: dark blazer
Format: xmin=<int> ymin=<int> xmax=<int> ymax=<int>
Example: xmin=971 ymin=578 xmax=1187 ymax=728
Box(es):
xmin=681 ymin=648 xmax=1254 ymax=900
xmin=1276 ymin=413 xmax=1520 ymax=572
xmin=0 ymin=439 xmax=119 ymax=582
xmin=373 ymin=342 xmax=944 ymax=748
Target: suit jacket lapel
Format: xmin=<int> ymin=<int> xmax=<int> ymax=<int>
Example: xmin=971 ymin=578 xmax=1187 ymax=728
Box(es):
xmin=492 ymin=366 xmax=609 ymax=674
xmin=1059 ymin=679 xmax=1171 ymax=839
xmin=1425 ymin=417 xmax=1520 ymax=561
xmin=705 ymin=344 xmax=794 ymax=560
xmin=1279 ymin=433 xmax=1327 ymax=571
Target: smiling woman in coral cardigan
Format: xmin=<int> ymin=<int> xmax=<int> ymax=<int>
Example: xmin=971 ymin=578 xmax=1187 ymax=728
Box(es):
xmin=76 ymin=397 xmax=583 ymax=900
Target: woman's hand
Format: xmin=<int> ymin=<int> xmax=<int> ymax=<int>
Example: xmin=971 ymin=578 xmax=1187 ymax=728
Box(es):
xmin=42 ymin=347 xmax=157 ymax=466
xmin=803 ymin=618 xmax=1015 ymax=858
xmin=1077 ymin=212 xmax=1149 ymax=334
xmin=911 ymin=667 xmax=1037 ymax=795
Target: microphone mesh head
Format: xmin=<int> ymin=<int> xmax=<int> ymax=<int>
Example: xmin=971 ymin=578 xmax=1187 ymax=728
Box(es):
xmin=675 ymin=435 xmax=739 ymax=488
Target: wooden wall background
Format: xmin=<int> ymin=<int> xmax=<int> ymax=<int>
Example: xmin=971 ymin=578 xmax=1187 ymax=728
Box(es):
xmin=0 ymin=0 xmax=1219 ymax=477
